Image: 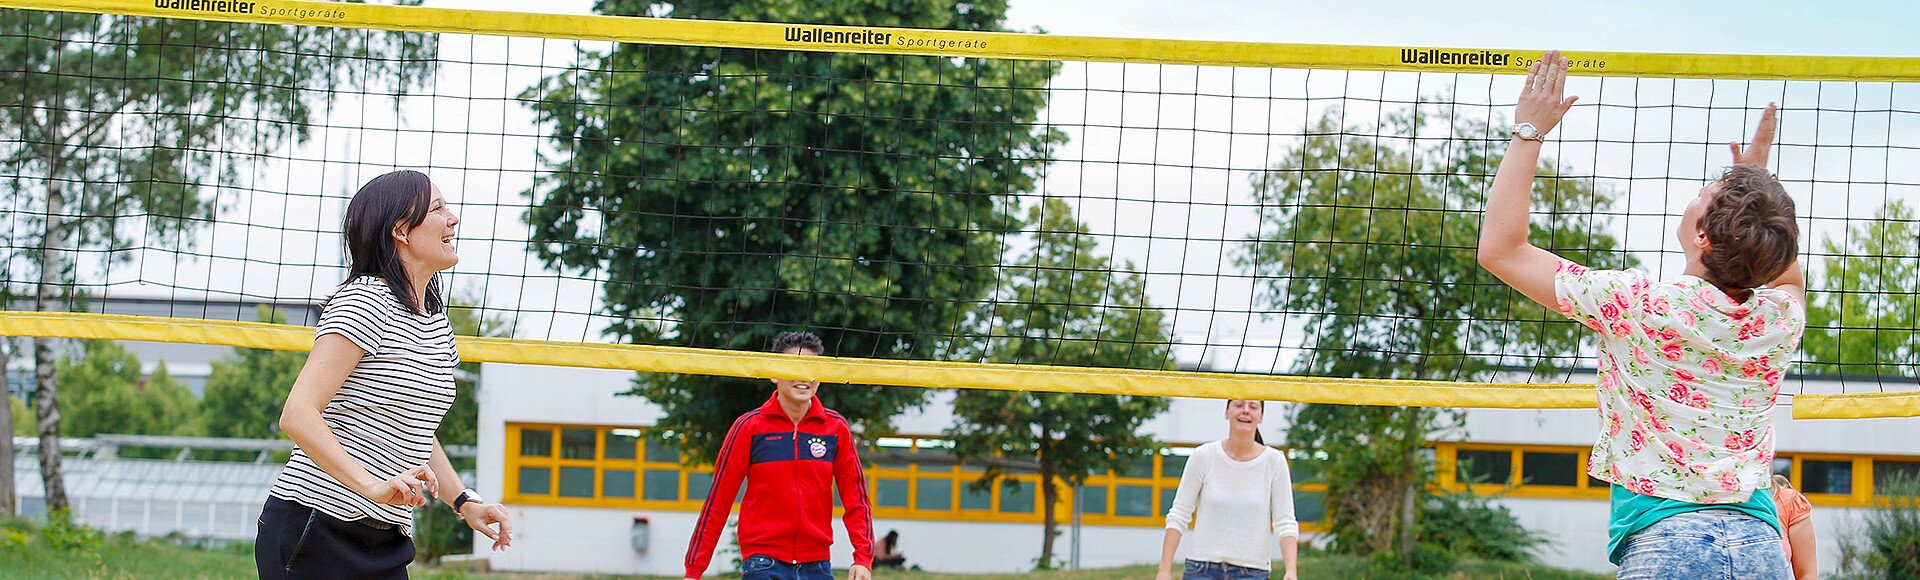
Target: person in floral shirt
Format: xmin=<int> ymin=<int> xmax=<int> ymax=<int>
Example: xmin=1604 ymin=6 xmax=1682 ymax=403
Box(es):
xmin=1477 ymin=52 xmax=1806 ymax=579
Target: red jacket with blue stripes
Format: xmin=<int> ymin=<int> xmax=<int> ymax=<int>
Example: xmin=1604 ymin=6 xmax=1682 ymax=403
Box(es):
xmin=685 ymin=395 xmax=874 ymax=577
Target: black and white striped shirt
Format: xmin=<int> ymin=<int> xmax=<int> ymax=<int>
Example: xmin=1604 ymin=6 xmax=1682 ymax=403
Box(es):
xmin=269 ymin=276 xmax=458 ymax=531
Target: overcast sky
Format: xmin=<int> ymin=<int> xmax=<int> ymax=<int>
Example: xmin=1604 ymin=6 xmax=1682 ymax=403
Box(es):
xmin=59 ymin=0 xmax=1920 ymax=387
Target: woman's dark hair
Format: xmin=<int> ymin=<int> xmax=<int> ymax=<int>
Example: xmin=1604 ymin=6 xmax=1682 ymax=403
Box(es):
xmin=1225 ymin=399 xmax=1266 ymax=445
xmin=341 ymin=169 xmax=443 ymax=315
xmin=1699 ymin=164 xmax=1799 ymax=301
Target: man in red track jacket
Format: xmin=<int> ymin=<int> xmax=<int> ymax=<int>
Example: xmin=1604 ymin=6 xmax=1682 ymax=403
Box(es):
xmin=684 ymin=332 xmax=874 ymax=580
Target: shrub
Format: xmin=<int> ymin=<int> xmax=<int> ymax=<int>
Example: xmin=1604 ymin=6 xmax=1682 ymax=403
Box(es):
xmin=1421 ymin=489 xmax=1541 ymax=562
xmin=41 ymin=509 xmax=102 ymax=552
xmin=1837 ymin=475 xmax=1920 ymax=579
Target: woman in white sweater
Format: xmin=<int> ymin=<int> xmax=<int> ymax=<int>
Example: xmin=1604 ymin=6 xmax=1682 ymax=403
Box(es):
xmin=1156 ymin=399 xmax=1299 ymax=580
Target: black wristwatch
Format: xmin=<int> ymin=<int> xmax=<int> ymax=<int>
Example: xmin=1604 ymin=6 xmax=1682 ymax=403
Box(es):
xmin=453 ymin=489 xmax=483 ymax=511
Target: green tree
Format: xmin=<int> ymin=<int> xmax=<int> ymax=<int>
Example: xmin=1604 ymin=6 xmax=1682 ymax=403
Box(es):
xmin=201 ymin=306 xmax=306 ymax=439
xmin=521 ymin=0 xmax=1060 ymax=457
xmin=440 ymin=296 xmax=515 ymax=447
xmin=57 ymin=341 xmax=199 ymax=438
xmin=8 ymin=395 xmax=26 ymax=437
xmin=2 ymin=7 xmax=435 ymax=509
xmin=1 ymin=333 xmax=16 ymax=515
xmin=413 ymin=294 xmax=514 ymax=563
xmin=1238 ymin=106 xmax=1633 ymax=562
xmin=946 ymin=199 xmax=1173 ymax=569
xmin=1803 ymin=200 xmax=1920 ymax=378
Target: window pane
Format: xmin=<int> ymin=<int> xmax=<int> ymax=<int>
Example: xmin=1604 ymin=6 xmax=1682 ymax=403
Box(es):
xmin=561 ymin=428 xmax=597 ymax=460
xmin=1288 ymin=451 xmax=1327 ymax=484
xmin=1457 ymin=449 xmax=1513 ymax=486
xmin=1804 ymin=460 xmax=1853 ymax=495
xmin=646 ymin=438 xmax=681 ymax=464
xmin=604 ymin=430 xmax=639 ymax=460
xmin=603 ymin=469 xmax=636 ymax=498
xmin=517 ymin=467 xmax=551 ymax=495
xmin=877 ymin=479 xmax=909 ymax=508
xmin=1294 ymin=490 xmax=1326 ymax=523
xmin=558 ymin=466 xmax=595 ymax=497
xmin=1115 ymin=485 xmax=1153 ymax=517
xmin=1118 ymin=453 xmax=1154 ymax=478
xmin=644 ymin=469 xmax=679 ymax=500
xmin=1772 ymin=456 xmax=1794 ymax=479
xmin=519 ymin=429 xmax=552 ymax=457
xmin=874 ymin=438 xmax=913 ymax=469
xmin=1160 ymin=487 xmax=1177 ymax=517
xmin=906 ymin=441 xmax=953 ymax=471
xmin=1874 ymin=461 xmax=1920 ymax=496
xmin=1079 ymin=486 xmax=1108 ymax=515
xmin=999 ymin=480 xmax=1035 ymax=513
xmin=1002 ymin=457 xmax=1039 ymax=475
xmin=1161 ymin=453 xmax=1189 ymax=479
xmin=961 ymin=483 xmax=992 ymax=511
xmin=1522 ymin=452 xmax=1579 ymax=486
xmin=916 ymin=479 xmax=953 ymax=511
xmin=1589 ymin=475 xmax=1609 ymax=489
xmin=686 ymin=472 xmax=712 ymax=501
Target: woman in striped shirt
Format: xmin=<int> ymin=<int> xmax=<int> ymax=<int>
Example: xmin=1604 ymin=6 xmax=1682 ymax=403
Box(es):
xmin=256 ymin=170 xmax=513 ymax=579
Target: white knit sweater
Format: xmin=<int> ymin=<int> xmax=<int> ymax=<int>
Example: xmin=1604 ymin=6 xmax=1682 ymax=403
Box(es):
xmin=1164 ymin=441 xmax=1299 ymax=570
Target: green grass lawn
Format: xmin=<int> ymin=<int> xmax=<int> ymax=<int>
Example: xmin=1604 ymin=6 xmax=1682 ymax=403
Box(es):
xmin=832 ymin=559 xmax=1610 ymax=580
xmin=1 ymin=517 xmax=1606 ymax=579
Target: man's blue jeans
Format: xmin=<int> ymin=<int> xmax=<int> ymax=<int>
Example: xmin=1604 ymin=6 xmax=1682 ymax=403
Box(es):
xmin=740 ymin=554 xmax=833 ymax=580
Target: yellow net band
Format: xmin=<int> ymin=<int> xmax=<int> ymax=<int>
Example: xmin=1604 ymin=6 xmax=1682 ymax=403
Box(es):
xmin=1 ymin=310 xmax=1597 ymax=407
xmin=5 ymin=2 xmax=1915 ymax=419
xmin=4 ymin=0 xmax=1920 ymax=81
xmin=4 ymin=311 xmax=1910 ymax=419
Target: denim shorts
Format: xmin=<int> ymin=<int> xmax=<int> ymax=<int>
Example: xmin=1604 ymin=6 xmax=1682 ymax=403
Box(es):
xmin=1617 ymin=509 xmax=1790 ymax=580
xmin=1182 ymin=559 xmax=1270 ymax=580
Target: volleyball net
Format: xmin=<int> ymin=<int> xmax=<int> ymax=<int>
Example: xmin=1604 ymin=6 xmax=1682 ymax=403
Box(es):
xmin=3 ymin=0 xmax=1918 ymax=418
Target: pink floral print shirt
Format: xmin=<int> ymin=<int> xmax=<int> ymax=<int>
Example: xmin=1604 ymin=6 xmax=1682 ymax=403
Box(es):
xmin=1554 ymin=260 xmax=1804 ymax=504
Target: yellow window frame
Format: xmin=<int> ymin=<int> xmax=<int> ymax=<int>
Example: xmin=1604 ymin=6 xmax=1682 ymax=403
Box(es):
xmin=504 ymin=422 xmax=710 ymax=511
xmin=502 ymin=426 xmax=1328 ymax=531
xmin=1438 ymin=442 xmax=1609 ymax=499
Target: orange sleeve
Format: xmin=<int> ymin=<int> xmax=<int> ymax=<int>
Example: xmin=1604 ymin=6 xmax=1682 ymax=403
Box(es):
xmin=1779 ymin=488 xmax=1812 ymax=527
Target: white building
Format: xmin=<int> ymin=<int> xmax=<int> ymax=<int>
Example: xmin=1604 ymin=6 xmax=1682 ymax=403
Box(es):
xmin=474 ymin=362 xmax=1920 ymax=576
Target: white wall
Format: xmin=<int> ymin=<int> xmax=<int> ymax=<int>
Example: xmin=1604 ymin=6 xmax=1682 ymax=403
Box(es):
xmin=1455 ymin=397 xmax=1920 ymax=576
xmin=478 ymin=363 xmax=1919 ymax=576
xmin=483 ymin=506 xmax=714 ymax=575
xmin=474 ymin=363 xmax=1302 ymax=575
xmin=1498 ymin=497 xmax=1613 ymax=572
xmin=476 ymin=363 xmax=669 ymax=573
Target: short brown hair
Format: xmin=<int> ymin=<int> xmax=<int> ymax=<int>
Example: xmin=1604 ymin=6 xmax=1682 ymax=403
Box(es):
xmin=1699 ymin=164 xmax=1798 ymax=293
xmin=770 ymin=331 xmax=825 ymax=355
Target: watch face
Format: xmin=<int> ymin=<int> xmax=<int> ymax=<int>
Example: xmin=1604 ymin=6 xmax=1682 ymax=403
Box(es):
xmin=1515 ymin=123 xmax=1540 ymax=139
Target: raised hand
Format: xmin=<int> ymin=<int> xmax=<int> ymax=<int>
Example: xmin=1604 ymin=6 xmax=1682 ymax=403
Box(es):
xmin=1730 ymin=102 xmax=1780 ymax=168
xmin=1515 ymin=50 xmax=1579 ymax=137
